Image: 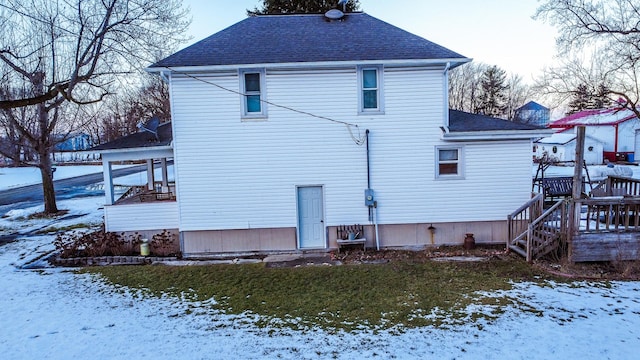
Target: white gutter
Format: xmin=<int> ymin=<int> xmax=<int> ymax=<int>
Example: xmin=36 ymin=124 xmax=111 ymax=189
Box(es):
xmin=146 ymin=58 xmax=473 ymax=74
xmin=93 ymin=145 xmax=173 ymax=155
xmin=441 ymin=128 xmax=555 ymax=141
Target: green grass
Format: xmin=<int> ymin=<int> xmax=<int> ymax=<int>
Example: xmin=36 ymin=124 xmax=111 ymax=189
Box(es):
xmin=37 ymin=223 xmax=96 ymax=234
xmin=85 ymin=259 xmax=555 ymax=331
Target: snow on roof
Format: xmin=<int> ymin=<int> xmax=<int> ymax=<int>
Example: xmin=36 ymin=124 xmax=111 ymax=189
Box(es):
xmin=535 ymin=132 xmax=603 ymax=145
xmin=549 ymin=108 xmax=638 ymax=128
xmin=536 ymin=132 xmax=576 ymax=145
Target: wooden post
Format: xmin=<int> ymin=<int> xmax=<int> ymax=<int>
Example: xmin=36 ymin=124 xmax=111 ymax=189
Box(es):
xmin=146 ymin=159 xmax=155 ymax=191
xmin=569 ymin=126 xmax=586 ymax=262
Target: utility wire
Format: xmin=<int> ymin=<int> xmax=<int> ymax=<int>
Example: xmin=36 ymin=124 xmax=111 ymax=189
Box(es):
xmin=164 ymin=67 xmax=367 ymax=145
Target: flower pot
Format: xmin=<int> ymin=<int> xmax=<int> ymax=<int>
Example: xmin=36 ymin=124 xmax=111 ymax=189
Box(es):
xmin=463 ymin=233 xmax=475 ymax=250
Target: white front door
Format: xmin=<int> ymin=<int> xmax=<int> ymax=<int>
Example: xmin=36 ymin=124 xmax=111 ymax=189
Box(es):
xmin=297 ymin=186 xmax=325 ymax=249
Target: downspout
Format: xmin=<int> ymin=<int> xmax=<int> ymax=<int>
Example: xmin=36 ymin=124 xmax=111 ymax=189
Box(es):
xmin=160 ymin=71 xmax=170 ymax=83
xmin=443 ymin=62 xmax=451 ymax=127
xmin=614 ymin=123 xmax=619 ymax=154
xmin=366 ymin=129 xmax=380 ymax=250
xmin=366 ymin=129 xmax=371 ymax=189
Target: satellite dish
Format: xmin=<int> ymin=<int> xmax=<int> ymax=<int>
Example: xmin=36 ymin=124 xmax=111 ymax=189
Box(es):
xmin=137 ymin=116 xmax=160 ymax=141
xmin=325 ymin=9 xmax=344 ymax=20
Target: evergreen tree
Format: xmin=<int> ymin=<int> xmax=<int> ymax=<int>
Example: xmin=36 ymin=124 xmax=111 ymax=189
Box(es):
xmin=566 ymin=83 xmax=613 ymax=114
xmin=567 ymin=84 xmax=591 ymax=114
xmin=477 ymin=65 xmax=509 ymax=118
xmin=591 ymin=83 xmax=612 ymax=109
xmin=248 ymin=0 xmax=360 ymax=15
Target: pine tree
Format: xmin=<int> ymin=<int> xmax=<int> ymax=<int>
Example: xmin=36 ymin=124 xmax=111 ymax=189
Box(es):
xmin=477 ymin=65 xmax=509 ymax=118
xmin=567 ymin=84 xmax=591 ymax=114
xmin=591 ymin=83 xmax=612 ymax=109
xmin=567 ymin=83 xmax=612 ymax=115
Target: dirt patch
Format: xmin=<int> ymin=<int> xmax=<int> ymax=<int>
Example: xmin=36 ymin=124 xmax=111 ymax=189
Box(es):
xmin=332 ymin=244 xmax=508 ymax=264
xmin=334 ymin=245 xmax=640 ymax=281
xmin=533 ymin=258 xmax=640 ymax=281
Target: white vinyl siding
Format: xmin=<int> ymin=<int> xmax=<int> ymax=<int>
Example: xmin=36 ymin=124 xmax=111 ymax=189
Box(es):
xmin=169 ymin=66 xmax=534 ymax=232
xmin=104 ymin=202 xmax=179 ymax=232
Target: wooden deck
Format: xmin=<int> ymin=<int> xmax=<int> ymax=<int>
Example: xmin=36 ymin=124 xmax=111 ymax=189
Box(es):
xmin=509 ymin=175 xmax=640 ymax=263
xmin=571 ymin=177 xmax=640 ymax=262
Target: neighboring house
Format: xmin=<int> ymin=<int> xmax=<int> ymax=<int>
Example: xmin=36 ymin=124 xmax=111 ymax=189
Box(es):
xmin=513 ymin=101 xmax=550 ymax=127
xmin=95 ymin=11 xmax=550 ymax=257
xmin=54 ymin=133 xmax=92 ymax=152
xmin=534 ymin=132 xmax=604 ymax=165
xmin=52 ymin=133 xmax=98 ymax=162
xmin=549 ymin=107 xmax=640 ymax=162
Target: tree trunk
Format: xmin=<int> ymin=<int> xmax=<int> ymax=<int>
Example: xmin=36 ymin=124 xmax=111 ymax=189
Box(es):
xmin=34 ymin=78 xmax=58 ymax=214
xmin=38 ymin=152 xmax=58 ymax=214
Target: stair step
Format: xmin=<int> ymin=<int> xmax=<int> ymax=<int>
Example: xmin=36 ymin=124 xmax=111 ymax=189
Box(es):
xmin=509 ymin=245 xmax=527 ymax=258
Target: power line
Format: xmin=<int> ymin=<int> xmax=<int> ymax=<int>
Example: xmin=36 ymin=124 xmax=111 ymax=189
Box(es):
xmin=163 ymin=67 xmax=366 ymax=145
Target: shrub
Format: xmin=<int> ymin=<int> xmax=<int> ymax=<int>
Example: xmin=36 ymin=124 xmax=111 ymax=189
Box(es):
xmin=54 ymin=229 xmax=143 ymax=258
xmin=150 ymin=230 xmax=178 ymax=257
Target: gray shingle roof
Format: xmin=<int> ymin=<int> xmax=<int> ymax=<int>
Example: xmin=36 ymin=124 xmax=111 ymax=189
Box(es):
xmin=91 ymin=122 xmax=172 ymax=151
xmin=150 ymin=13 xmax=467 ymax=68
xmin=448 ymin=110 xmax=545 ymax=132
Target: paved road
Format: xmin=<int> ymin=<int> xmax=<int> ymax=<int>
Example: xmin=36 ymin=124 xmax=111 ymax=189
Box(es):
xmin=0 ymin=165 xmax=147 ymax=206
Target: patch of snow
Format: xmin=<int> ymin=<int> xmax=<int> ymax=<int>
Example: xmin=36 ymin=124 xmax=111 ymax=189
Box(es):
xmin=0 ymin=165 xmax=134 ymax=191
xmin=0 ymin=193 xmax=639 ymax=359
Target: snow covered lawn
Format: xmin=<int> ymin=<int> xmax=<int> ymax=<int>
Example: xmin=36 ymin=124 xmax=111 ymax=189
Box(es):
xmin=0 ymin=167 xmax=639 ymax=359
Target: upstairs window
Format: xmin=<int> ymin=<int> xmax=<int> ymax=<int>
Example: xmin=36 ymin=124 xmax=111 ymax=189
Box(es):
xmin=436 ymin=147 xmax=464 ymax=179
xmin=358 ymin=66 xmax=384 ymax=114
xmin=240 ymin=69 xmax=267 ymax=119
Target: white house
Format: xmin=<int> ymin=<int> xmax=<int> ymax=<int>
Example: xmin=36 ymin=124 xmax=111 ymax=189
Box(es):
xmin=95 ymin=11 xmax=551 ymax=257
xmin=534 ymin=132 xmax=604 ymax=165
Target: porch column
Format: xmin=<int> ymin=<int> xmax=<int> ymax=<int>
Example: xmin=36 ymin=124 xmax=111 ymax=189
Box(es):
xmin=161 ymin=158 xmax=168 ymax=187
xmin=147 ymin=159 xmax=155 ymax=191
xmin=103 ymin=161 xmax=114 ymax=205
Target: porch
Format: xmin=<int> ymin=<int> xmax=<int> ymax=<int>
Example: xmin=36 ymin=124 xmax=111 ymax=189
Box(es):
xmin=91 ymin=121 xmax=177 ymax=233
xmin=508 ymin=175 xmax=640 ymax=262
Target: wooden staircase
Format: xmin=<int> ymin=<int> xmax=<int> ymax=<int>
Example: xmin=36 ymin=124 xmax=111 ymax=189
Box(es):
xmin=508 ymin=195 xmax=568 ymax=262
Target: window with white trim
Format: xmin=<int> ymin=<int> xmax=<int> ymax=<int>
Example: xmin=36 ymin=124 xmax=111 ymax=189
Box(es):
xmin=436 ymin=146 xmax=464 ymax=179
xmin=358 ymin=65 xmax=384 ymax=114
xmin=240 ymin=69 xmax=267 ymax=118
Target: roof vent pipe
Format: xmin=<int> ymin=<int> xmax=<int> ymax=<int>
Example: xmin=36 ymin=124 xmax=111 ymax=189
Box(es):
xmin=338 ymin=0 xmax=348 ymax=12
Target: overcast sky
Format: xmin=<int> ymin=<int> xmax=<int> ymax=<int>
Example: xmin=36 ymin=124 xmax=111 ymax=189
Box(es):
xmin=182 ymin=0 xmax=558 ymax=82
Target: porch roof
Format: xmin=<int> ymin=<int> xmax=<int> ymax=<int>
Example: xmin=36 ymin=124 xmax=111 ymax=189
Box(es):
xmin=91 ymin=122 xmax=172 ymax=153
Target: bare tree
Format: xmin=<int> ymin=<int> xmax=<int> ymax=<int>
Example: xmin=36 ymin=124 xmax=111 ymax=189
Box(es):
xmin=85 ymin=74 xmax=171 ymax=146
xmin=449 ymin=62 xmax=530 ymax=120
xmin=536 ymin=0 xmax=640 ymax=118
xmin=505 ymin=74 xmax=531 ymax=120
xmin=532 ymin=52 xmax=617 ymax=115
xmin=449 ymin=62 xmax=489 ymax=114
xmin=0 ymin=0 xmax=189 ymax=213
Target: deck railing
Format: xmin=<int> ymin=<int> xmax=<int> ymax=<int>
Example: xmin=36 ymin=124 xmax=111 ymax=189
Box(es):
xmin=507 ymin=193 xmax=543 ymax=248
xmin=606 ymin=175 xmax=640 ymax=197
xmin=578 ymin=197 xmax=640 ymax=232
xmin=115 ymin=181 xmax=176 ymax=204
